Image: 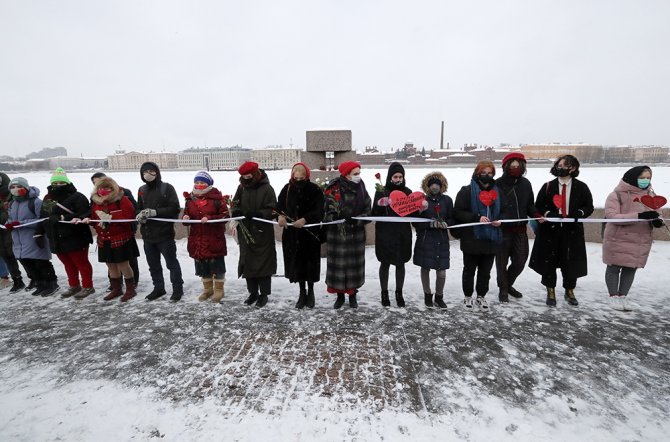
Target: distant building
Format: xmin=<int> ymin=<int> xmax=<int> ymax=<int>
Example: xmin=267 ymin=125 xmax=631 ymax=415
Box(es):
xmin=633 ymin=145 xmax=670 ymax=163
xmin=46 ymin=156 xmax=107 ymax=170
xmin=177 ymin=147 xmax=253 ymax=171
xmin=519 ymin=143 xmax=603 ymax=162
xmin=107 ymin=150 xmax=178 ymax=170
xmin=252 ymin=148 xmax=302 ymax=170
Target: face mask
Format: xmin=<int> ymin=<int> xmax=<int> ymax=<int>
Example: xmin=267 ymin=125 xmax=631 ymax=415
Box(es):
xmin=97 ymin=188 xmax=112 ymax=197
xmin=240 ymin=177 xmax=254 ymax=186
xmin=555 ymin=168 xmax=570 ymax=178
xmin=429 ymin=184 xmax=441 ymax=195
xmin=194 ymin=183 xmax=209 ymax=190
xmin=637 ymin=178 xmax=651 ymax=189
xmin=51 ymin=183 xmax=67 ymax=187
xmin=350 ymin=175 xmax=362 ymax=183
xmin=10 ymin=188 xmax=27 ymax=197
xmin=143 ymin=172 xmax=156 ymax=182
xmin=508 ymin=168 xmax=522 ymax=178
xmin=391 ymin=178 xmax=403 ymax=185
xmin=478 ymin=175 xmax=494 ymax=185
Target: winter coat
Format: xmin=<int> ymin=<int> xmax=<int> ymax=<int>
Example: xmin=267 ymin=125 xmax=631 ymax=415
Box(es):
xmin=136 ymin=162 xmax=180 ymax=243
xmin=454 ymin=182 xmax=503 ymax=255
xmin=91 ymin=187 xmax=137 ymax=248
xmin=413 ymin=192 xmax=454 ymax=270
xmin=39 ymin=183 xmax=93 ymax=254
xmin=495 ymin=175 xmax=538 ymax=231
xmin=231 ymin=170 xmax=277 ymax=278
xmin=183 ymin=187 xmax=228 ymax=261
xmin=0 ymin=196 xmax=14 ymax=258
xmin=602 ymin=180 xmax=655 ymax=268
xmin=276 ymin=179 xmax=324 ymax=283
xmin=323 ymin=176 xmax=372 ymax=291
xmin=8 ymin=187 xmax=51 ymax=260
xmin=371 ymin=182 xmax=414 ymax=265
xmin=529 ymin=178 xmax=594 ymax=278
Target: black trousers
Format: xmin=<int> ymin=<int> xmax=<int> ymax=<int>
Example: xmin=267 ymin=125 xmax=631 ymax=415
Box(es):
xmin=541 ymin=269 xmax=577 ymax=290
xmin=19 ymin=258 xmax=56 ymax=282
xmin=495 ymin=230 xmax=529 ymax=290
xmin=462 ymin=253 xmax=495 ymax=298
xmin=246 ymin=276 xmax=271 ymax=296
xmin=143 ymin=239 xmax=183 ymax=290
xmin=3 ymin=254 xmax=23 ymax=280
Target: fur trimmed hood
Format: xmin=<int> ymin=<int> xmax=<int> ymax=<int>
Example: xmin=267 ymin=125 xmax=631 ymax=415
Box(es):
xmin=91 ymin=177 xmax=123 ymax=205
xmin=420 ymin=171 xmax=448 ymax=194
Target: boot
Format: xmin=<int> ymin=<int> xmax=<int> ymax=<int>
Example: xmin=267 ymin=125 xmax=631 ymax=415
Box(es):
xmin=508 ymin=286 xmax=523 ymax=298
xmin=395 ymin=290 xmax=405 ymax=308
xmin=244 ymin=292 xmax=259 ymax=305
xmin=211 ymin=279 xmax=225 ymax=303
xmin=424 ymin=292 xmax=434 ymax=307
xmin=333 ymin=293 xmax=345 ymax=309
xmin=9 ymin=278 xmax=25 ymax=293
xmin=349 ymin=292 xmax=358 ymax=309
xmin=104 ymin=278 xmax=123 ymax=301
xmin=546 ymin=287 xmax=556 ymax=306
xmin=255 ymin=293 xmax=268 ymax=308
xmin=25 ymin=279 xmax=37 ymax=292
xmin=381 ymin=290 xmax=390 ymax=307
xmin=434 ymin=294 xmax=447 ymax=309
xmin=198 ymin=278 xmax=214 ymax=302
xmin=40 ymin=280 xmax=60 ymax=297
xmin=170 ymin=285 xmax=183 ymax=302
xmin=30 ymin=281 xmax=45 ymax=296
xmin=74 ymin=287 xmax=95 ymax=299
xmin=565 ymin=288 xmax=579 ymax=306
xmin=120 ymin=279 xmax=136 ymax=302
xmin=295 ymin=288 xmax=307 ymax=309
xmin=498 ymin=289 xmax=509 ymax=303
xmin=61 ymin=285 xmax=82 ymax=298
xmin=145 ymin=287 xmax=166 ymax=301
xmin=305 ymin=286 xmax=315 ymax=309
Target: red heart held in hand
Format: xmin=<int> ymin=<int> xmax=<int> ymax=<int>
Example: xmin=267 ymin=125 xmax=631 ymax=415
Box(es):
xmin=640 ymin=195 xmax=667 ymax=210
xmin=389 ymin=190 xmax=426 ymax=217
xmin=478 ymin=190 xmax=498 ymax=207
xmin=552 ymin=194 xmax=565 ymax=212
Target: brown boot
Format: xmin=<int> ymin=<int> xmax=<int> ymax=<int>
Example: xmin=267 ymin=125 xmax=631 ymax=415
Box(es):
xmin=120 ymin=278 xmax=136 ymax=302
xmin=198 ymin=278 xmax=214 ymax=302
xmin=103 ymin=278 xmax=123 ymax=301
xmin=211 ymin=279 xmax=225 ymax=303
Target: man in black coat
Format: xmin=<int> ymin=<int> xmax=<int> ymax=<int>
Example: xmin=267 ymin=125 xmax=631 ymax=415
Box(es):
xmin=135 ymin=162 xmax=183 ymax=301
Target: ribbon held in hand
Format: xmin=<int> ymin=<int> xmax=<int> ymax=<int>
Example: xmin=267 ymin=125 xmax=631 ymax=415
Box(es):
xmin=479 ymin=190 xmax=498 ymax=207
xmin=389 ymin=191 xmax=426 ymax=217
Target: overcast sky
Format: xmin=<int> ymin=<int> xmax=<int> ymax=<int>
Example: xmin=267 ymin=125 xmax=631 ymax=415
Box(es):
xmin=1 ymin=0 xmax=669 ymax=157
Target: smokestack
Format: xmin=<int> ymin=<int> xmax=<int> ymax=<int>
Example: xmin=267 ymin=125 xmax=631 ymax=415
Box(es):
xmin=440 ymin=121 xmax=444 ymax=150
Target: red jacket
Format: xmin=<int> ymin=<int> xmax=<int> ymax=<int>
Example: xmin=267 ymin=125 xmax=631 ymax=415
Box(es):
xmin=183 ymin=187 xmax=228 ymax=260
xmin=91 ymin=196 xmax=136 ymax=248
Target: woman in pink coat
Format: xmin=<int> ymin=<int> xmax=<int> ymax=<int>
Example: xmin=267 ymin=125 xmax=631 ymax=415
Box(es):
xmin=603 ymin=166 xmax=664 ymax=308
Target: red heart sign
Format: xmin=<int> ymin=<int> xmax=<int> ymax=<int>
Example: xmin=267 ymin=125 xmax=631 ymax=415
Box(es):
xmin=478 ymin=190 xmax=498 ymax=207
xmin=390 ymin=191 xmax=425 ymax=217
xmin=640 ymin=195 xmax=667 ymax=210
xmin=552 ymin=194 xmax=565 ymax=212
xmin=196 ymin=199 xmax=208 ymax=208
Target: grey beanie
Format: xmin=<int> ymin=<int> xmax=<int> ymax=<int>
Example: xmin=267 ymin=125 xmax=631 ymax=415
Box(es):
xmin=9 ymin=177 xmax=29 ymax=189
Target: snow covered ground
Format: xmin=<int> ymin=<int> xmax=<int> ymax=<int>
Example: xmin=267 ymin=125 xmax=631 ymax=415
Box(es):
xmin=1 ymin=234 xmax=669 ymax=441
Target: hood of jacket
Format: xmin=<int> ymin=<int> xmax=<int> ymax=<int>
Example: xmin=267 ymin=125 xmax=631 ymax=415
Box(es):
xmin=420 ymin=171 xmax=448 ymax=194
xmin=613 ymin=179 xmax=652 ymax=196
xmin=140 ymin=161 xmax=162 ymax=184
xmin=91 ymin=177 xmax=123 ymax=205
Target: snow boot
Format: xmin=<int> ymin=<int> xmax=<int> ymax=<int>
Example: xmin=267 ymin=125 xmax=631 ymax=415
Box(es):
xmin=211 ymin=279 xmax=225 ymax=303
xmin=464 ymin=296 xmax=473 ymax=309
xmin=170 ymin=285 xmax=183 ymax=302
xmin=476 ymin=296 xmax=489 ymax=310
xmin=198 ymin=278 xmax=214 ymax=302
xmin=120 ymin=279 xmax=136 ymax=302
xmin=295 ymin=288 xmax=307 ymax=309
xmin=434 ymin=293 xmax=447 ymax=309
xmin=74 ymin=287 xmax=95 ymax=300
xmin=498 ymin=289 xmax=509 ymax=303
xmin=104 ymin=278 xmax=123 ymax=301
xmin=395 ymin=290 xmax=405 ymax=308
xmin=244 ymin=292 xmax=259 ymax=305
xmin=145 ymin=287 xmax=166 ymax=301
xmin=40 ymin=280 xmax=60 ymax=297
xmin=305 ymin=286 xmax=315 ymax=309
xmin=546 ymin=287 xmax=557 ymax=306
xmin=30 ymin=281 xmax=44 ymax=296
xmin=255 ymin=293 xmax=268 ymax=308
xmin=9 ymin=278 xmax=25 ymax=293
xmin=381 ymin=290 xmax=390 ymax=307
xmin=349 ymin=292 xmax=358 ymax=309
xmin=565 ymin=288 xmax=579 ymax=306
xmin=61 ymin=285 xmax=82 ymax=298
xmin=508 ymin=286 xmax=523 ymax=298
xmin=24 ymin=279 xmax=37 ymax=293
xmin=333 ymin=293 xmax=345 ymax=309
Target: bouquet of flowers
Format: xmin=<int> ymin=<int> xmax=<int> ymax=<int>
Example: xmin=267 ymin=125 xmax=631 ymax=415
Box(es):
xmin=223 ymin=194 xmax=255 ymax=245
xmin=324 ymin=185 xmax=347 ymax=238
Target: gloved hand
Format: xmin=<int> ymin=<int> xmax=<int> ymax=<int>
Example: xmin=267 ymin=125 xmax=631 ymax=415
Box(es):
xmin=651 ymin=218 xmax=664 ymax=228
xmin=345 ymin=216 xmax=355 ymax=225
xmin=33 ymin=234 xmax=45 ymax=249
xmin=377 ymin=197 xmax=390 ymax=207
xmin=638 ymin=210 xmax=660 ymax=220
xmin=143 ymin=209 xmax=158 ymax=218
xmin=244 ymin=211 xmax=260 ymax=220
xmin=544 ymin=211 xmax=560 ymax=219
xmin=573 ymin=209 xmax=585 ymax=223
xmin=4 ymin=221 xmax=20 ymax=230
xmin=136 ymin=212 xmax=148 ymax=224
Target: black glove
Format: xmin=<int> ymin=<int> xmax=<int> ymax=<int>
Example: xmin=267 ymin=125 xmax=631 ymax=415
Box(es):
xmin=638 ymin=210 xmax=660 ymax=220
xmin=573 ymin=209 xmax=584 ymax=223
xmin=651 ymin=218 xmax=664 ymax=228
xmin=34 ymin=235 xmax=45 ymax=249
xmin=545 ymin=211 xmax=560 ymax=219
xmin=345 ymin=216 xmax=355 ymax=225
xmin=244 ymin=211 xmax=260 ymax=220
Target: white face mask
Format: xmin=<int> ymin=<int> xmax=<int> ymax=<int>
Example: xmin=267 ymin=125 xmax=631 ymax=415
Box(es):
xmin=143 ymin=173 xmax=156 ymax=182
xmin=350 ymin=175 xmax=362 ymax=183
xmin=10 ymin=188 xmax=23 ymax=196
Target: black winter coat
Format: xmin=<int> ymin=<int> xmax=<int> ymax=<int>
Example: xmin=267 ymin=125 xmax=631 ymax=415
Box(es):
xmin=39 ymin=183 xmax=93 ymax=254
xmin=454 ymin=184 xmax=502 ymax=255
xmin=495 ymin=175 xmax=538 ymax=228
xmin=136 ymin=162 xmax=180 ymax=243
xmin=371 ymin=184 xmax=413 ymax=265
xmin=412 ymin=194 xmax=454 ymax=270
xmin=276 ymin=180 xmax=324 ymax=283
xmin=529 ymin=178 xmax=594 ymax=278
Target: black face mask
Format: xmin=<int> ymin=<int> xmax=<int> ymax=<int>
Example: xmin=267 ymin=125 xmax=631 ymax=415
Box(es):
xmin=555 ymin=168 xmax=571 ymax=177
xmin=240 ymin=177 xmax=254 ymax=187
xmin=293 ymin=179 xmax=307 ymax=188
xmin=478 ymin=175 xmax=494 ymax=185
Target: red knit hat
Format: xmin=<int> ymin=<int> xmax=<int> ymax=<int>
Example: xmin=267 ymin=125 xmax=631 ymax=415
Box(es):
xmin=502 ymin=152 xmax=526 ymax=167
xmin=338 ymin=161 xmax=360 ymax=177
xmin=238 ymin=161 xmax=259 ymax=175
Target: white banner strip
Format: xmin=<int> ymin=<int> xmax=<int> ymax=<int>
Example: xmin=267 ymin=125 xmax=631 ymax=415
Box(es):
xmin=55 ymin=216 xmax=245 ymax=225
xmin=0 ymin=218 xmax=47 ymax=229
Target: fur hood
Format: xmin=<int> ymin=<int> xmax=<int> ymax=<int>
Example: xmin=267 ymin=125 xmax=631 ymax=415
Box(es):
xmin=91 ymin=177 xmax=123 ymax=205
xmin=420 ymin=171 xmax=448 ymax=194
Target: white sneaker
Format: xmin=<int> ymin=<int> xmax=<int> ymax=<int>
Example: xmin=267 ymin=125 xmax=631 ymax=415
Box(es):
xmin=464 ymin=296 xmax=473 ymax=308
xmin=0 ymin=278 xmax=11 ymax=290
xmin=620 ymin=296 xmax=631 ymax=311
xmin=476 ymin=297 xmax=489 ymax=309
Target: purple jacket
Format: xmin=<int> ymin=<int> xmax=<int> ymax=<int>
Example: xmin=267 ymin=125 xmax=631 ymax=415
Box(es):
xmin=8 ymin=186 xmax=52 ymax=260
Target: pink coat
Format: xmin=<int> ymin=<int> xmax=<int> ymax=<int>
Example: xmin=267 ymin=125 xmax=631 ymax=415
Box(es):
xmin=602 ymin=180 xmax=655 ymax=268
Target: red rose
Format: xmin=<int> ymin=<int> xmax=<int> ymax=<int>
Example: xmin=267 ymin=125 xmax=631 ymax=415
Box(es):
xmin=375 ymin=172 xmax=381 ymax=180
xmin=434 ymin=203 xmax=441 ymax=215
xmin=334 ymin=193 xmax=341 ymax=202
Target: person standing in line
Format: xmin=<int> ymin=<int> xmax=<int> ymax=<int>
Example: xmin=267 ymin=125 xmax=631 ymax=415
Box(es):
xmin=323 ymin=161 xmax=371 ymax=309
xmin=412 ymin=171 xmax=454 ymax=308
xmin=494 ymin=153 xmax=540 ymax=302
xmin=529 ymin=155 xmax=594 ymax=307
xmin=277 ymin=162 xmax=324 ymax=309
xmin=38 ymin=168 xmax=95 ymax=299
xmin=454 ymin=161 xmax=503 ymax=310
xmin=230 ymin=161 xmax=277 ymax=308
xmin=603 ymin=166 xmax=664 ymax=310
xmin=4 ymin=177 xmax=59 ymax=297
xmin=182 ymin=171 xmax=228 ymax=303
xmin=85 ymin=176 xmax=139 ymax=302
xmin=0 ymin=172 xmax=25 ymax=292
xmin=135 ymin=162 xmax=184 ymax=301
xmin=372 ymin=162 xmax=414 ymax=308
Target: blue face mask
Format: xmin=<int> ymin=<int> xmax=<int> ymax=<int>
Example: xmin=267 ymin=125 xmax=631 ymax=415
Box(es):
xmin=637 ymin=178 xmax=651 ymax=189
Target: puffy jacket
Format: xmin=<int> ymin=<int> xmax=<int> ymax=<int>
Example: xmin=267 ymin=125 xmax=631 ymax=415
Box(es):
xmin=91 ymin=186 xmax=137 ymax=248
xmin=8 ymin=187 xmax=51 ymax=260
xmin=183 ymin=187 xmax=228 ymax=260
xmin=136 ymin=162 xmax=180 ymax=243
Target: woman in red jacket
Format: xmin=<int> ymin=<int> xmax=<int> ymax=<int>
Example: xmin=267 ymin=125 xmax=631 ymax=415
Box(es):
xmin=182 ymin=171 xmax=228 ymax=303
xmin=84 ymin=177 xmax=139 ymax=302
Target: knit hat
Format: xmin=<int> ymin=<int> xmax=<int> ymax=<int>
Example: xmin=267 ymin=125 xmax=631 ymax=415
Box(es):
xmin=50 ymin=167 xmax=71 ymax=184
xmin=194 ymin=170 xmax=214 ymax=186
xmin=338 ymin=161 xmax=360 ymax=177
xmin=502 ymin=152 xmax=525 ymax=167
xmin=238 ymin=161 xmax=259 ymax=175
xmin=9 ymin=177 xmax=29 ymax=189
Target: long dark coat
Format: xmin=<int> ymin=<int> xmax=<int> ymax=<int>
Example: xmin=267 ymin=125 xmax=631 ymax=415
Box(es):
xmin=183 ymin=187 xmax=228 ymax=260
xmin=231 ymin=170 xmax=277 ymax=279
xmin=454 ymin=184 xmax=503 ymax=255
xmin=276 ymin=180 xmax=324 ymax=283
xmin=323 ymin=176 xmax=371 ymax=291
xmin=39 ymin=183 xmax=93 ymax=254
xmin=529 ymin=178 xmax=594 ymax=278
xmin=371 ymin=183 xmax=413 ymax=266
xmin=413 ymin=193 xmax=454 ymax=270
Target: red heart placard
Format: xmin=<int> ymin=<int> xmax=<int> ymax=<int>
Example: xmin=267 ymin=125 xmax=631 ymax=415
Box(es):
xmin=479 ymin=190 xmax=498 ymax=207
xmin=640 ymin=195 xmax=667 ymax=210
xmin=552 ymin=194 xmax=565 ymax=212
xmin=390 ymin=191 xmax=426 ymax=217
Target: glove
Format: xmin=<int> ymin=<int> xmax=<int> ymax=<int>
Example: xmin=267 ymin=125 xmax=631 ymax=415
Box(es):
xmin=4 ymin=221 xmax=20 ymax=230
xmin=573 ymin=209 xmax=584 ymax=223
xmin=544 ymin=211 xmax=560 ymax=219
xmin=439 ymin=221 xmax=448 ymax=229
xmin=143 ymin=209 xmax=157 ymax=218
xmin=638 ymin=210 xmax=660 ymax=220
xmin=136 ymin=212 xmax=148 ymax=224
xmin=430 ymin=219 xmax=439 ymax=229
xmin=651 ymin=218 xmax=664 ymax=228
xmin=33 ymin=234 xmax=45 ymax=249
xmin=377 ymin=197 xmax=390 ymax=207
xmin=345 ymin=216 xmax=355 ymax=225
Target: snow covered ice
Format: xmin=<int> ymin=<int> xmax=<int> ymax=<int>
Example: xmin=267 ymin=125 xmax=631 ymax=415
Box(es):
xmin=1 ymin=168 xmax=669 ymax=441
